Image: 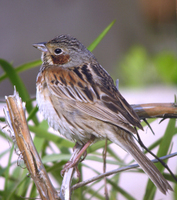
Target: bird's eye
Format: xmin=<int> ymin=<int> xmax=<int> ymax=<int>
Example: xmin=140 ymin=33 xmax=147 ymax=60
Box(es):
xmin=54 ymin=48 xmax=62 ymax=55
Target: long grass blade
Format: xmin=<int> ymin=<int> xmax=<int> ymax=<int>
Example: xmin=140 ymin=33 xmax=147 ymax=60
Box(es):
xmin=87 ymin=20 xmax=115 ymax=52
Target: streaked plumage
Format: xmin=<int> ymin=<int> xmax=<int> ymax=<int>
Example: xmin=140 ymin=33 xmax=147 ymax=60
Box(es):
xmin=34 ymin=35 xmax=173 ymax=194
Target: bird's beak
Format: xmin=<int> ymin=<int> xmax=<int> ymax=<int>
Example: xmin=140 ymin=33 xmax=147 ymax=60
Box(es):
xmin=33 ymin=42 xmax=48 ymax=52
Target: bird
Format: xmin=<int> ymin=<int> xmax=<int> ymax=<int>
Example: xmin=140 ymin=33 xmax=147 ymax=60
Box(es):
xmin=33 ymin=34 xmax=173 ymax=194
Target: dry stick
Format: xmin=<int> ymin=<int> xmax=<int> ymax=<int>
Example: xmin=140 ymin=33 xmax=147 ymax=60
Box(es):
xmin=4 ymin=88 xmax=59 ymax=200
xmin=71 ymin=152 xmax=177 ymax=191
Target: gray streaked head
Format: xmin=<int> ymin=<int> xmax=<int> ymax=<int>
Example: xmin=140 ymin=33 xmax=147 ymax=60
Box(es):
xmin=33 ymin=35 xmax=97 ymax=67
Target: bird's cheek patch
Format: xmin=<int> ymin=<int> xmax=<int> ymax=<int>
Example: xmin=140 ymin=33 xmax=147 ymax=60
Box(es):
xmin=51 ymin=54 xmax=70 ymax=65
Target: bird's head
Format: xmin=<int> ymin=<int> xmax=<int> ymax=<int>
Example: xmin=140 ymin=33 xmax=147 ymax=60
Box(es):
xmin=33 ymin=35 xmax=96 ymax=67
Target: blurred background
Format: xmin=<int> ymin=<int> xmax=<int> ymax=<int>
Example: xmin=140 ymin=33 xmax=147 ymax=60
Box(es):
xmin=0 ymin=0 xmax=176 ymax=97
xmin=0 ymin=1 xmax=176 ymax=200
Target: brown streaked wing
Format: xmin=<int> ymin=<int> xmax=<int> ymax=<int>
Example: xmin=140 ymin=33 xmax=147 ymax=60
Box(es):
xmin=45 ymin=65 xmax=142 ymax=133
xmin=91 ymin=63 xmax=142 ymax=130
xmin=99 ymin=86 xmax=143 ymax=130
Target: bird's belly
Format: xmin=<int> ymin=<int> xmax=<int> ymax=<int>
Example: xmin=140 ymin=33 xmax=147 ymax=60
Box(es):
xmin=36 ymin=88 xmax=107 ymax=144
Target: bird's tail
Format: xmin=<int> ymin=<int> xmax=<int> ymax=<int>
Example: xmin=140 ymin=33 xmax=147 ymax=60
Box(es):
xmin=110 ymin=131 xmax=173 ymax=194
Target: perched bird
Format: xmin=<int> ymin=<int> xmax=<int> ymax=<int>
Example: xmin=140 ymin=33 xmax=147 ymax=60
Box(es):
xmin=33 ymin=35 xmax=172 ymax=194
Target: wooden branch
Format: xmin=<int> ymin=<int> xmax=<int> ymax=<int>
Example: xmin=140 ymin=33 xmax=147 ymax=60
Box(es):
xmin=4 ymin=88 xmax=60 ymax=200
xmin=132 ymin=103 xmax=177 ymax=119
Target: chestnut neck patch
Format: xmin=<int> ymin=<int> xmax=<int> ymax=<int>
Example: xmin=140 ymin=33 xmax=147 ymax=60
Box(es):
xmin=51 ymin=54 xmax=70 ymax=65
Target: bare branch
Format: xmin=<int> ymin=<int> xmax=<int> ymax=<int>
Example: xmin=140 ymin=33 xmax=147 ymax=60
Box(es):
xmin=132 ymin=103 xmax=177 ymax=119
xmin=71 ymin=152 xmax=177 ymax=191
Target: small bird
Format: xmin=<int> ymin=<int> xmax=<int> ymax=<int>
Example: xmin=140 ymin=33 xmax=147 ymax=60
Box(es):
xmin=33 ymin=35 xmax=172 ymax=194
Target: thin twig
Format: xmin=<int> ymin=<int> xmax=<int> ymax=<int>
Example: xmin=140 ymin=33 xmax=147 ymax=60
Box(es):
xmin=71 ymin=152 xmax=177 ymax=191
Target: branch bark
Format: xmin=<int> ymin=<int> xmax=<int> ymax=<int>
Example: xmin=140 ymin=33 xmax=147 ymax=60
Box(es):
xmin=132 ymin=103 xmax=177 ymax=119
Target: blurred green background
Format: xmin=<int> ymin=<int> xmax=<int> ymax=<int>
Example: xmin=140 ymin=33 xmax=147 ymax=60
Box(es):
xmin=115 ymin=46 xmax=177 ymax=87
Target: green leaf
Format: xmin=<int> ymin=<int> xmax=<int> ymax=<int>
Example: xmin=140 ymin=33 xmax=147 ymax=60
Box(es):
xmin=42 ymin=154 xmax=71 ymax=163
xmin=0 ymin=59 xmax=41 ymax=82
xmin=29 ymin=123 xmax=73 ymax=148
xmin=3 ymin=145 xmax=14 ymax=200
xmin=33 ymin=136 xmax=45 ymax=153
xmin=87 ymin=20 xmax=115 ymax=52
xmin=27 ymin=106 xmax=38 ymax=122
xmin=0 ymin=59 xmax=39 ymax=125
xmin=86 ymin=155 xmax=124 ymax=165
xmin=0 ymin=59 xmax=30 ymax=101
xmin=16 ymin=59 xmax=41 ymax=73
xmin=87 ymin=140 xmax=111 ymax=153
xmin=6 ymin=168 xmax=26 ymax=200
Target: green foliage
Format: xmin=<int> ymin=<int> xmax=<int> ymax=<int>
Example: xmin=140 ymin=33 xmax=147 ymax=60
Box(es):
xmin=116 ymin=46 xmax=177 ymax=87
xmin=0 ymin=21 xmax=176 ymax=199
xmin=154 ymin=52 xmax=177 ymax=84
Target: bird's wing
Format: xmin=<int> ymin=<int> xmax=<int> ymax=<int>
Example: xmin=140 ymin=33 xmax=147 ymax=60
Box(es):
xmin=45 ymin=63 xmax=143 ymax=134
